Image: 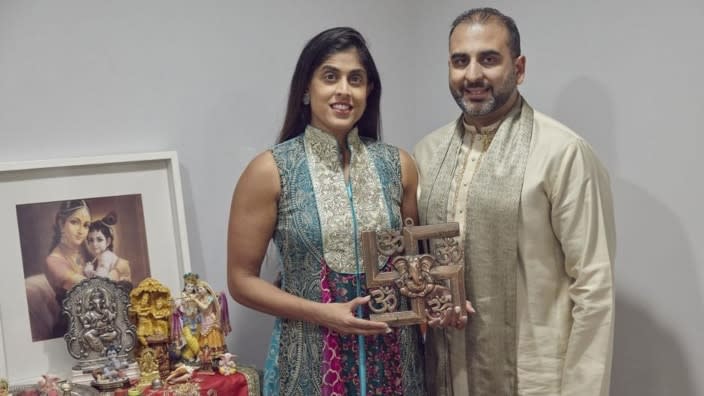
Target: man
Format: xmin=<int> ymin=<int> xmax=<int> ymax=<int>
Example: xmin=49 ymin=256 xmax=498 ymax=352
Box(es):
xmin=414 ymin=8 xmax=615 ymax=396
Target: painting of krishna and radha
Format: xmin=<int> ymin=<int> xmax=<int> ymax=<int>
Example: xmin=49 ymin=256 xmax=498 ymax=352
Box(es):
xmin=17 ymin=194 xmax=150 ymax=342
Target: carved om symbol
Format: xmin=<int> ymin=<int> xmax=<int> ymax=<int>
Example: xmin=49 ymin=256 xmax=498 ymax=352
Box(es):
xmin=376 ymin=230 xmax=404 ymax=256
xmin=424 ymin=286 xmax=453 ymax=320
xmin=434 ymin=237 xmax=463 ymax=265
xmin=368 ymin=286 xmax=398 ymax=314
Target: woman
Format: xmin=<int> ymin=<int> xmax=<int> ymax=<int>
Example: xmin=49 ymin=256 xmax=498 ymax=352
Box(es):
xmin=194 ymin=280 xmax=228 ymax=356
xmin=45 ymin=200 xmax=91 ymax=291
xmin=42 ymin=199 xmax=91 ymax=337
xmin=227 ymin=27 xmax=424 ymax=395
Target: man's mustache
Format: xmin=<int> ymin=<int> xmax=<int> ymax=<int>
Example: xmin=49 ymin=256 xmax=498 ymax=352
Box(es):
xmin=463 ymin=81 xmax=490 ymax=89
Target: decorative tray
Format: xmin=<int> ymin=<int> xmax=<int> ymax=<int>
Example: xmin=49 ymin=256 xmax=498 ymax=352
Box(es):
xmin=9 ymin=382 xmax=100 ymax=396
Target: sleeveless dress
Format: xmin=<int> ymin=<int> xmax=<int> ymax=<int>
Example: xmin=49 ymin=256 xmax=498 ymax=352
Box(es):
xmin=262 ymin=126 xmax=425 ymax=396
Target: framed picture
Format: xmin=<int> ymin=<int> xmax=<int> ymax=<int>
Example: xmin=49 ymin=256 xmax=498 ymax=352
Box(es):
xmin=0 ymin=151 xmax=191 ymax=384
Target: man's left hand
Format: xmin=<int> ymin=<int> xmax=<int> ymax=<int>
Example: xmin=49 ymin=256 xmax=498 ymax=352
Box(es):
xmin=426 ymin=300 xmax=475 ymax=329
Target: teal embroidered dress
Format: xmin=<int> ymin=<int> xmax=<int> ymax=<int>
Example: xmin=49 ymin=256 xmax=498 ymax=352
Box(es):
xmin=263 ymin=126 xmax=425 ymax=396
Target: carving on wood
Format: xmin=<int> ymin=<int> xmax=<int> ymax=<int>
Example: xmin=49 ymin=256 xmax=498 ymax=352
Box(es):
xmin=361 ymin=219 xmax=466 ymax=326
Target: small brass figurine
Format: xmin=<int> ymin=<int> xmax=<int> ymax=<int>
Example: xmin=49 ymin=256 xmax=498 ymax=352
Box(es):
xmin=135 ymin=347 xmax=160 ymax=390
xmin=130 ymin=277 xmax=173 ymax=380
xmin=129 ymin=278 xmax=173 ymax=347
xmin=59 ymin=382 xmax=73 ymax=396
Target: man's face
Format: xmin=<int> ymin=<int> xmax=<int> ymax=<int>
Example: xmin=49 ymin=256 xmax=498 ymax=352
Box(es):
xmin=448 ymin=21 xmax=525 ymax=120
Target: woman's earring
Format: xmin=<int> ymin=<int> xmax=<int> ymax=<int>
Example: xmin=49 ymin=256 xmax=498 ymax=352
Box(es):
xmin=302 ymin=92 xmax=310 ymax=105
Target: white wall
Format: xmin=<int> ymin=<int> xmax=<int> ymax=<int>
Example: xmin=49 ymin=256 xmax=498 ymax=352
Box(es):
xmin=1 ymin=1 xmax=703 ymax=394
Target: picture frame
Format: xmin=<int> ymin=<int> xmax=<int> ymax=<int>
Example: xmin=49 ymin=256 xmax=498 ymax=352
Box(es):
xmin=0 ymin=151 xmax=191 ymax=384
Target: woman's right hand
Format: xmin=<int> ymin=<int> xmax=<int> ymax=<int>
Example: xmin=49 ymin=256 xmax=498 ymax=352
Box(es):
xmin=317 ymin=295 xmax=391 ymax=336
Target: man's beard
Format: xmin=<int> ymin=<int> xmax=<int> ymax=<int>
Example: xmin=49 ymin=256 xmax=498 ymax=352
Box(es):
xmin=452 ymin=72 xmax=517 ymax=117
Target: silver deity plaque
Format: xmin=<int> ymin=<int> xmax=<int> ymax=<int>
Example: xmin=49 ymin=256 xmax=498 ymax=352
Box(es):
xmin=62 ymin=277 xmax=137 ymax=371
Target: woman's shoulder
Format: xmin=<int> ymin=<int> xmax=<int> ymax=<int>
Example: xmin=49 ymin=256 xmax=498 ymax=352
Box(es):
xmin=271 ymin=135 xmax=304 ymax=155
xmin=362 ymin=138 xmax=401 ymax=156
xmin=233 ymin=150 xmax=281 ymax=202
xmin=397 ymin=148 xmax=416 ymax=172
xmin=239 ymin=150 xmax=279 ymax=186
xmin=363 ymin=140 xmax=405 ymax=177
xmin=271 ymin=137 xmax=307 ymax=170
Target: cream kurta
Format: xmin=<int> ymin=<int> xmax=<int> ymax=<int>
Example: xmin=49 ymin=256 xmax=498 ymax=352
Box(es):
xmin=414 ymin=109 xmax=616 ymax=396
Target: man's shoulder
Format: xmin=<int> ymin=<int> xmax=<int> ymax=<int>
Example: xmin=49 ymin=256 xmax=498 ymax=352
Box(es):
xmin=416 ymin=119 xmax=458 ymax=147
xmin=413 ymin=118 xmax=458 ymax=163
xmin=529 ymin=109 xmax=606 ymax=172
xmin=532 ymin=109 xmax=585 ymax=145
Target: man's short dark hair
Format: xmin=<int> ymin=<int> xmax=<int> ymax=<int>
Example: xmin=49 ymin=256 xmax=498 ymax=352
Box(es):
xmin=450 ymin=8 xmax=521 ymax=59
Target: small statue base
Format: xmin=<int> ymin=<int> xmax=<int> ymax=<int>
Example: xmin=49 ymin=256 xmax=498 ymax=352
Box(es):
xmin=91 ymin=377 xmax=130 ymax=392
xmin=70 ymin=362 xmax=140 ymax=385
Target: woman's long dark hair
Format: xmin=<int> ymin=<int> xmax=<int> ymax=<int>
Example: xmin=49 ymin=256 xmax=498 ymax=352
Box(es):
xmin=276 ymin=27 xmax=382 ymax=143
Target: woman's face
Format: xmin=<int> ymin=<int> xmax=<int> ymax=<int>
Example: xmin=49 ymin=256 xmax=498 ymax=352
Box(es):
xmin=61 ymin=207 xmax=91 ymax=248
xmin=308 ymin=48 xmax=370 ymax=137
xmin=86 ymin=229 xmax=110 ymax=256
